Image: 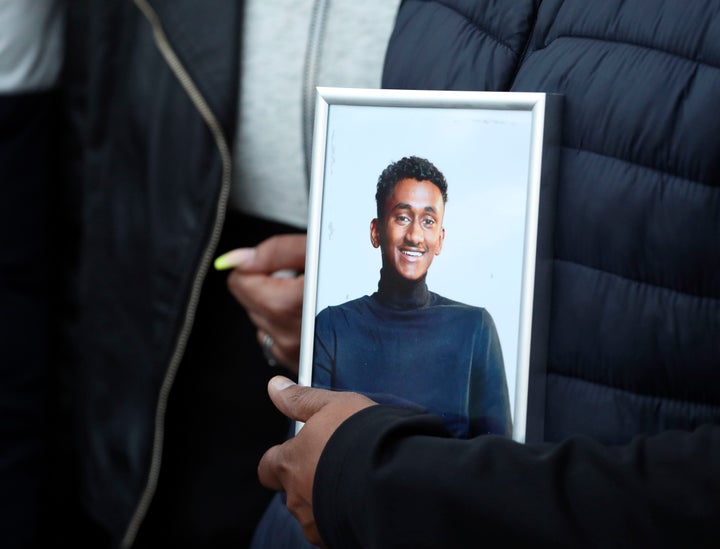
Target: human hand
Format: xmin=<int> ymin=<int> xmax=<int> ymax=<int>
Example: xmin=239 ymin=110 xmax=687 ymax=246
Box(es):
xmin=215 ymin=234 xmax=306 ymax=373
xmin=257 ymin=376 xmax=376 ymax=547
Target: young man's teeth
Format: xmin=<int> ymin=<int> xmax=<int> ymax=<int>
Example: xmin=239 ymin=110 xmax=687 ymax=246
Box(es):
xmin=403 ymin=250 xmax=422 ymax=257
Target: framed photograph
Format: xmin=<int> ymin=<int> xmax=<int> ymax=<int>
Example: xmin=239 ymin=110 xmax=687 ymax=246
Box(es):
xmin=299 ymin=87 xmax=560 ymax=443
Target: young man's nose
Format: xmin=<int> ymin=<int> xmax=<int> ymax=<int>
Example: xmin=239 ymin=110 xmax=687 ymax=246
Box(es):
xmin=406 ymin=220 xmax=424 ymax=244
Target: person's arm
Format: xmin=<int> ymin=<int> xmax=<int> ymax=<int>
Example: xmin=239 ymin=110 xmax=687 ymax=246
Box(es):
xmin=257 ymin=378 xmax=720 ymax=549
xmin=311 ymin=308 xmax=335 ymax=389
xmin=315 ymin=408 xmax=720 ymax=548
xmin=217 ymin=233 xmax=306 ymax=373
xmin=469 ymin=310 xmax=512 ymax=437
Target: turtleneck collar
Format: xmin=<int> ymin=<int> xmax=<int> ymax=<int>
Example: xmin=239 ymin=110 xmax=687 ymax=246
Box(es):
xmin=373 ymin=267 xmax=430 ymax=310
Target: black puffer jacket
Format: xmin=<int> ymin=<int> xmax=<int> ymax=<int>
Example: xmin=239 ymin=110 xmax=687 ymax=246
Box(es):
xmin=384 ymin=0 xmax=720 ymax=443
xmin=313 ymin=1 xmax=720 ymax=547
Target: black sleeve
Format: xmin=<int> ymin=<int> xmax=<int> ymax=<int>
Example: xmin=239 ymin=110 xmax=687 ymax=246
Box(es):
xmin=314 ymin=406 xmax=720 ymax=549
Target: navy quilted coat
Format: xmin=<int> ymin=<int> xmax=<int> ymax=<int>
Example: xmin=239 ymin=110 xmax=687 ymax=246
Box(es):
xmin=383 ymin=0 xmax=720 ymax=444
xmin=313 ymin=1 xmax=720 ymax=546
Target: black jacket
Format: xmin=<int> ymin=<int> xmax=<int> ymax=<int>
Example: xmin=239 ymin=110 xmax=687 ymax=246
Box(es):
xmin=64 ymin=1 xmax=290 ymax=546
xmin=314 ymin=1 xmax=720 ymax=546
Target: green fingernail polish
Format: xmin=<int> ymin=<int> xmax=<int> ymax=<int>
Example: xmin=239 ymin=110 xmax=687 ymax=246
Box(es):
xmin=214 ymin=253 xmax=232 ymax=271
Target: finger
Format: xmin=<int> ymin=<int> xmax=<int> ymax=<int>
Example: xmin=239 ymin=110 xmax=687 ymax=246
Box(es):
xmin=267 ymin=376 xmax=335 ymax=423
xmin=213 ymin=247 xmax=255 ymax=271
xmin=252 ymin=327 xmax=299 ymax=374
xmin=252 ymin=311 xmax=301 ymax=349
xmin=228 ymin=271 xmax=304 ymax=315
xmin=257 ymin=444 xmax=284 ymax=491
xmin=255 ymin=328 xmax=294 ymax=367
xmin=214 ymin=234 xmax=307 ymax=273
xmin=301 ymin=525 xmax=325 ymax=549
xmin=286 ymin=498 xmax=324 ymax=548
xmin=242 ymin=283 xmax=304 ymax=341
xmin=254 ymin=234 xmax=307 ymax=273
xmin=255 ymin=327 xmax=294 ymax=359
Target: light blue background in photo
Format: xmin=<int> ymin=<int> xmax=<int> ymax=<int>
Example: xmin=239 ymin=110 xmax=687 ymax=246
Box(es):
xmin=313 ymin=103 xmax=533 ymax=421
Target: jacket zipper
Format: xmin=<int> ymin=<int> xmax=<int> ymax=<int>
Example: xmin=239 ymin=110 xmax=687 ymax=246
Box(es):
xmin=302 ymin=0 xmax=330 ymax=187
xmin=121 ymin=0 xmax=233 ymax=546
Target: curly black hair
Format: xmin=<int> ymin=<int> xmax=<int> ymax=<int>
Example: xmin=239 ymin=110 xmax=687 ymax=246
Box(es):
xmin=375 ymin=156 xmax=448 ymax=219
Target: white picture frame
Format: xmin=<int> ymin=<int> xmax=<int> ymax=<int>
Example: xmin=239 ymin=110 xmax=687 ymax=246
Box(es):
xmin=298 ymin=87 xmax=560 ymax=443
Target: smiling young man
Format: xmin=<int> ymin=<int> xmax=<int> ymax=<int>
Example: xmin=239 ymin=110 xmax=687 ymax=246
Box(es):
xmin=312 ymin=156 xmax=512 ymax=439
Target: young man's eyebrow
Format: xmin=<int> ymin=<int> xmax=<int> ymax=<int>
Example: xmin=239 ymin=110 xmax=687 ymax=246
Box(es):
xmin=390 ymin=202 xmax=438 ymax=214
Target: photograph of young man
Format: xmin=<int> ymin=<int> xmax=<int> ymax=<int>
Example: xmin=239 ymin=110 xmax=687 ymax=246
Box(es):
xmin=312 ymin=156 xmax=512 ymax=438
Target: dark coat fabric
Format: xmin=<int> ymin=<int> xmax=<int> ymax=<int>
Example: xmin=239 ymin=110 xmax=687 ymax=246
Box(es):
xmin=313 ymin=1 xmax=720 ymax=546
xmin=0 ymin=91 xmax=62 ymax=548
xmin=383 ymin=0 xmax=720 ymax=444
xmin=63 ymin=1 xmax=291 ymax=546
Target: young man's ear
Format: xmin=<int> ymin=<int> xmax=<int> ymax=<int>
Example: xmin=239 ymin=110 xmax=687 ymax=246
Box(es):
xmin=435 ymin=226 xmax=445 ymax=255
xmin=370 ymin=218 xmax=381 ymax=248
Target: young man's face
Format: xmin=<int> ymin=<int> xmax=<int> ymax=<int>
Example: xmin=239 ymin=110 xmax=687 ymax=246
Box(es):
xmin=371 ymin=178 xmax=445 ymax=281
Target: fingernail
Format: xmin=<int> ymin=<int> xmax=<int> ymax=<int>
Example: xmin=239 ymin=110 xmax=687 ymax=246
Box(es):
xmin=214 ymin=248 xmax=255 ymax=271
xmin=271 ymin=269 xmax=299 ymax=279
xmin=269 ymin=376 xmax=296 ymax=391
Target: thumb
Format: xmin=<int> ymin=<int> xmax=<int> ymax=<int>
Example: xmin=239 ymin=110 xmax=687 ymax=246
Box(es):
xmin=267 ymin=376 xmax=334 ymax=423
